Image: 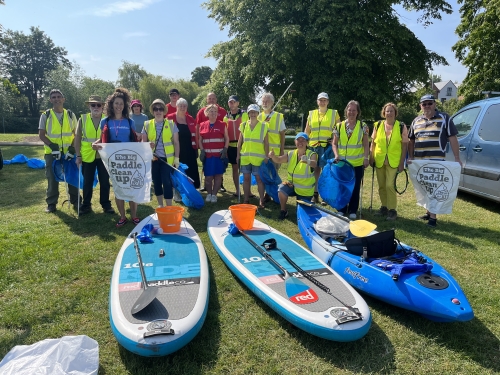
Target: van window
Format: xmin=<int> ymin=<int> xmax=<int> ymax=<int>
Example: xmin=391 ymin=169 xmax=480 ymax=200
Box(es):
xmin=478 ymin=103 xmax=500 ymax=142
xmin=452 ymin=107 xmax=481 ymax=138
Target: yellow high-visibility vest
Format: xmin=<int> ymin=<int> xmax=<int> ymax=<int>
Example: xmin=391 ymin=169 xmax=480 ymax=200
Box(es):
xmin=240 ymin=121 xmax=268 ymax=166
xmin=146 ymin=119 xmax=175 ymax=164
xmin=308 ymin=109 xmax=337 ymax=147
xmin=373 ymin=120 xmax=403 ymax=168
xmin=287 ymin=149 xmax=316 ymax=196
xmin=80 ymin=113 xmax=103 ymax=163
xmin=43 ymin=109 xmax=74 ymax=155
xmin=338 ymin=120 xmax=364 ymax=167
xmin=258 ymin=111 xmax=282 ymax=154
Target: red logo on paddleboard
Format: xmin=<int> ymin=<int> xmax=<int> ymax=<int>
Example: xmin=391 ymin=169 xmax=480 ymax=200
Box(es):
xmin=289 ymin=289 xmax=319 ymax=304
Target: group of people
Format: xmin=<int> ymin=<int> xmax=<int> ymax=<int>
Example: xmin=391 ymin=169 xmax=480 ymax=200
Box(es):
xmin=39 ymin=86 xmax=461 ymax=228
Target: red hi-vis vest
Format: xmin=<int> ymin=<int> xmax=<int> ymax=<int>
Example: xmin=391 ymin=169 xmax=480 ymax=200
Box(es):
xmin=224 ymin=111 xmax=249 ymax=142
xmin=167 ymin=113 xmax=198 ymax=149
xmin=200 ymin=120 xmax=226 ymax=157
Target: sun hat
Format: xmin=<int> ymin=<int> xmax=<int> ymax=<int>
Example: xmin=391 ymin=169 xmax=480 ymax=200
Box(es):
xmin=85 ymin=95 xmax=104 ymax=104
xmin=130 ymin=99 xmax=143 ymax=109
xmin=149 ymin=99 xmax=166 ymax=114
xmin=419 ymin=94 xmax=437 ymax=103
xmin=228 ymin=95 xmax=239 ymax=102
xmin=295 ymin=132 xmax=309 ymax=141
xmin=247 ymin=104 xmax=260 ymax=113
xmin=317 ymin=92 xmax=329 ymax=100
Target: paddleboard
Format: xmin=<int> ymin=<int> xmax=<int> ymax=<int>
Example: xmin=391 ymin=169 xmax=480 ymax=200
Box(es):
xmin=208 ymin=210 xmax=371 ymax=342
xmin=109 ymin=214 xmax=210 ymax=356
xmin=297 ymin=203 xmax=474 ymax=322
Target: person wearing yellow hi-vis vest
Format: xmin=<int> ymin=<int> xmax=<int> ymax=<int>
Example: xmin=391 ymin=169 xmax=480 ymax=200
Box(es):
xmin=332 ymin=100 xmax=370 ymax=219
xmin=258 ymin=92 xmax=286 ymax=203
xmin=142 ymin=99 xmax=180 ymax=208
xmin=74 ymin=95 xmax=114 ymax=216
xmin=237 ymin=104 xmax=269 ymax=208
xmin=269 ymin=132 xmax=317 ymax=220
xmin=369 ymin=103 xmax=408 ymax=221
xmin=305 ymin=92 xmax=341 ymax=205
xmin=38 ymin=89 xmax=80 ymax=214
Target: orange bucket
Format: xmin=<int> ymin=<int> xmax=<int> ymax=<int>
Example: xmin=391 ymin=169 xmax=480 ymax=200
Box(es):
xmin=156 ymin=206 xmax=185 ymax=233
xmin=229 ymin=204 xmax=257 ymax=230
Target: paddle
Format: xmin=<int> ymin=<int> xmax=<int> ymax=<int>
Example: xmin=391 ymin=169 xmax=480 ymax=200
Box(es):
xmin=297 ymin=200 xmax=376 ymax=237
xmin=130 ymin=232 xmax=158 ymax=315
xmin=227 ymin=224 xmax=319 ymax=304
xmin=153 ymin=153 xmax=195 ymax=183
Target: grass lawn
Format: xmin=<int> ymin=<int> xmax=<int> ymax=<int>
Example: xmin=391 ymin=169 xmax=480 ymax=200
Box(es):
xmin=0 ymin=141 xmax=499 ymax=374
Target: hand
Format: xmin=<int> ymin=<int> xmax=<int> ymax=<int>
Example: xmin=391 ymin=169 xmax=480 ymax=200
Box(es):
xmin=264 ymin=157 xmax=269 ymax=164
xmin=65 ymin=146 xmax=75 ymax=161
xmin=363 ymin=158 xmax=369 ymax=169
xmin=92 ymin=141 xmax=102 ymax=150
xmin=268 ymin=149 xmax=275 ymax=158
xmin=300 ymin=155 xmax=308 ymax=163
xmin=173 ymin=157 xmax=180 ymax=168
xmin=200 ymin=150 xmax=206 ymax=163
xmin=220 ymin=147 xmax=228 ymax=159
xmin=75 ymin=156 xmax=82 ymax=168
xmin=150 ymin=142 xmax=155 ymax=149
xmin=398 ymin=164 xmax=404 ymax=173
xmin=49 ymin=143 xmax=59 ymax=152
xmin=407 ymin=158 xmax=413 ymax=165
xmin=68 ymin=146 xmax=76 ymax=155
xmin=236 ymin=153 xmax=240 ymax=162
xmin=455 ymin=156 xmax=463 ymax=167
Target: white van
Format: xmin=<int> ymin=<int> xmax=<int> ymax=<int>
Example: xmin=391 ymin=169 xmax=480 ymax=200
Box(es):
xmin=445 ymin=97 xmax=500 ymax=202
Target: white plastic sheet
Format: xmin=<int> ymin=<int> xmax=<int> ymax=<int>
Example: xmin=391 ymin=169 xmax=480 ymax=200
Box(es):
xmin=0 ymin=335 xmax=99 ymax=375
xmin=314 ymin=215 xmax=350 ymax=237
xmin=408 ymin=160 xmax=461 ymax=214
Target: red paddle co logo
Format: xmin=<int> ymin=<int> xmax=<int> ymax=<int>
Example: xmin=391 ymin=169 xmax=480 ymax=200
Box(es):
xmin=287 ymin=277 xmax=319 ymax=304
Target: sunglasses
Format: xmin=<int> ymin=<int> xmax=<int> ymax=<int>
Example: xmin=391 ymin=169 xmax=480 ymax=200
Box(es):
xmin=90 ymin=104 xmax=102 ymax=108
xmin=421 ymin=102 xmax=434 ymax=107
xmin=153 ymin=107 xmax=164 ymax=112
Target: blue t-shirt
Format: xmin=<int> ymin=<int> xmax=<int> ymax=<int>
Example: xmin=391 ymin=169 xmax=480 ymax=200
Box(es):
xmin=130 ymin=113 xmax=149 ymax=133
xmin=100 ymin=118 xmax=137 ymax=143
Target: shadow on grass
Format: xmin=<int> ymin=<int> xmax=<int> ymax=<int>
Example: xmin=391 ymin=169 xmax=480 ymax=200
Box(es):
xmin=0 ymin=164 xmax=46 ymax=210
xmin=0 ymin=326 xmax=32 ymax=360
xmin=116 ymin=258 xmax=222 ymax=374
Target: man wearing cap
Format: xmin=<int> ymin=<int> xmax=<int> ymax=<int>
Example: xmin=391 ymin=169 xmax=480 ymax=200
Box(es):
xmin=38 ymin=89 xmax=80 ymax=213
xmin=258 ymin=92 xmax=286 ymax=202
xmin=130 ymin=99 xmax=148 ymax=135
xmin=196 ymin=92 xmax=227 ymax=192
xmin=408 ymin=94 xmax=462 ymax=227
xmin=305 ymin=92 xmax=340 ymax=205
xmin=166 ymin=89 xmax=180 ymax=116
xmin=269 ymin=132 xmax=317 ymax=220
xmin=74 ymin=96 xmax=114 ymax=215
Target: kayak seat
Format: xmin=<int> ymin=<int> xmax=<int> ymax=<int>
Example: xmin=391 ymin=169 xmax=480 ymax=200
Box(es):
xmin=345 ymin=230 xmax=397 ymax=259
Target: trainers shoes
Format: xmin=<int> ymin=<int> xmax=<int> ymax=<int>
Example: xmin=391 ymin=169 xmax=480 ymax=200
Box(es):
xmin=173 ymin=189 xmax=182 ymax=202
xmin=79 ymin=206 xmax=92 ymax=216
xmin=386 ymin=209 xmax=397 ymax=221
xmin=103 ymin=207 xmax=115 ymax=214
xmin=312 ymin=192 xmax=319 ymax=204
xmin=45 ymin=204 xmax=56 ymax=213
xmin=427 ymin=218 xmax=437 ymax=227
xmin=418 ymin=213 xmax=431 ymax=220
xmin=349 ymin=213 xmax=357 ymax=220
xmin=211 ymin=195 xmax=218 ymax=203
xmin=205 ymin=194 xmax=212 ymax=202
xmin=263 ymin=193 xmax=271 ymax=203
xmin=278 ymin=210 xmax=289 ymax=220
xmin=374 ymin=206 xmax=388 ymax=216
xmin=220 ymin=185 xmax=226 ymax=193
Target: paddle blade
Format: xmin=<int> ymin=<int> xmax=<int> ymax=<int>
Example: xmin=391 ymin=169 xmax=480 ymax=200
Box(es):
xmin=131 ymin=286 xmax=158 ymax=315
xmin=349 ymin=220 xmax=377 ymax=237
xmin=285 ymin=274 xmax=318 ymax=305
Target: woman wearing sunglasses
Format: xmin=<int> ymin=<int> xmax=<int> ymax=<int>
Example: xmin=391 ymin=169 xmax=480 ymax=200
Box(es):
xmin=142 ymin=99 xmax=180 ymax=208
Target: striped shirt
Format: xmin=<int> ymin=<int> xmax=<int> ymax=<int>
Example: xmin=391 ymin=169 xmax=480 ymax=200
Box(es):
xmin=409 ymin=110 xmax=458 ymax=160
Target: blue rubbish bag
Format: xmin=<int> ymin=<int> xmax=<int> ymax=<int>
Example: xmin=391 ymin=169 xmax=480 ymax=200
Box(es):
xmin=259 ymin=161 xmax=281 ymax=203
xmin=318 ymin=159 xmax=355 ymax=210
xmin=239 ymin=173 xmax=257 ymax=185
xmin=52 ymin=158 xmax=98 ymax=189
xmin=170 ymin=163 xmax=204 ymax=209
xmin=9 ymin=154 xmax=29 ymax=164
xmin=137 ymin=224 xmax=154 ymax=243
xmin=27 ymin=159 xmax=45 ymax=169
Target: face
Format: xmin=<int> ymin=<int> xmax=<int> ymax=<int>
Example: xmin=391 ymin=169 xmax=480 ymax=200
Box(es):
xmin=248 ymin=110 xmax=258 ymax=119
xmin=113 ymin=98 xmax=124 ymax=116
xmin=152 ymin=105 xmax=165 ymax=118
xmin=132 ymin=105 xmax=141 ymax=115
xmin=347 ymin=104 xmax=358 ymax=119
xmin=207 ymin=93 xmax=217 ymax=105
xmin=207 ymin=107 xmax=218 ymax=121
xmin=420 ymin=100 xmax=435 ymax=116
xmin=89 ymin=102 xmax=103 ymax=117
xmin=261 ymin=96 xmax=273 ymax=110
xmin=295 ymin=137 xmax=307 ymax=148
xmin=384 ymin=105 xmax=396 ymax=120
xmin=169 ymin=92 xmax=179 ymax=103
xmin=317 ymin=98 xmax=329 ymax=108
xmin=228 ymin=100 xmax=239 ymax=112
xmin=177 ymin=102 xmax=187 ymax=113
xmin=50 ymin=93 xmax=65 ymax=108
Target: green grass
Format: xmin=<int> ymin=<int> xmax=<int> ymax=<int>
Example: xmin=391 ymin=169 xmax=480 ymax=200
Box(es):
xmin=1 ymin=143 xmax=499 ymax=374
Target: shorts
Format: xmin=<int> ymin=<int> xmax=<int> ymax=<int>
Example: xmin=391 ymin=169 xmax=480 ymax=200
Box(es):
xmin=204 ymin=156 xmax=226 ymax=177
xmin=228 ymin=145 xmax=238 ymax=165
xmin=240 ymin=163 xmax=260 ymax=176
xmin=278 ymin=183 xmax=313 ymax=202
xmin=310 ymin=145 xmax=329 ymax=168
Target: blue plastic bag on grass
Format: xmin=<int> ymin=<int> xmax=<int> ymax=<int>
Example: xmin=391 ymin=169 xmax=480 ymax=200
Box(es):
xmin=318 ymin=159 xmax=355 ymax=210
xmin=27 ymin=159 xmax=45 ymax=169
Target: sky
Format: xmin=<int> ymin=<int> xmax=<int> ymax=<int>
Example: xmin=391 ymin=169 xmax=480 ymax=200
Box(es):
xmin=0 ymin=0 xmax=467 ymax=85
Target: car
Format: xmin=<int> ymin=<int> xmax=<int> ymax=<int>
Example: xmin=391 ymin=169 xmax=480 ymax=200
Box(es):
xmin=445 ymin=97 xmax=500 ymax=202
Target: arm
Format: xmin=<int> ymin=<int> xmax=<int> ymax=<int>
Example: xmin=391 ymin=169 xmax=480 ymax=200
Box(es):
xmin=332 ymin=134 xmax=339 ymax=160
xmin=448 ymin=135 xmax=462 ymax=167
xmin=74 ymin=118 xmax=83 ymax=167
xmin=305 ymin=120 xmax=311 ymax=135
xmin=236 ymin=133 xmax=243 ymax=161
xmin=279 ymin=130 xmax=285 ymax=156
xmin=308 ymin=152 xmax=318 ymax=169
xmin=268 ymin=150 xmax=288 ymax=164
xmin=264 ymin=134 xmax=270 ymax=163
xmin=173 ymin=132 xmax=180 ymax=158
xmin=399 ymin=123 xmax=409 ymax=171
xmin=362 ymin=132 xmax=370 ymax=169
xmin=369 ymin=125 xmax=377 ymax=167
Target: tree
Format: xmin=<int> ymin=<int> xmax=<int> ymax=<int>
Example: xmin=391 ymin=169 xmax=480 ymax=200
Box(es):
xmin=203 ymin=0 xmax=451 ymax=117
xmin=190 ymin=66 xmax=213 ymax=86
xmin=117 ymin=61 xmax=150 ymax=92
xmin=453 ymin=0 xmax=500 ymax=104
xmin=0 ymin=26 xmax=71 ymax=116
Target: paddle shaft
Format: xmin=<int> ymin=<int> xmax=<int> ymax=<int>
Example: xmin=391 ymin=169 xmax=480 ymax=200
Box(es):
xmin=271 ymin=82 xmax=294 ymax=113
xmin=153 ymin=153 xmax=195 ymax=183
xmin=132 ymin=233 xmax=150 ymax=291
xmin=369 ymin=165 xmax=374 ymax=212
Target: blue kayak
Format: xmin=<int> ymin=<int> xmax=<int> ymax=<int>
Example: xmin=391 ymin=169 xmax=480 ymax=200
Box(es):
xmin=297 ymin=202 xmax=474 ymax=322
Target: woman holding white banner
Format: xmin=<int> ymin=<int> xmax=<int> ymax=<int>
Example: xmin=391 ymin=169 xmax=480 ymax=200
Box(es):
xmin=142 ymin=99 xmax=180 ymax=208
xmin=92 ymin=88 xmax=141 ymax=228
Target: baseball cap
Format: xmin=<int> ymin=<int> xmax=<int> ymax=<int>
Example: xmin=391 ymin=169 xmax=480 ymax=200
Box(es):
xmin=295 ymin=132 xmax=309 ymax=141
xmin=228 ymin=95 xmax=239 ymax=102
xmin=317 ymin=92 xmax=329 ymax=100
xmin=169 ymin=88 xmax=180 ymax=95
xmin=247 ymin=104 xmax=260 ymax=113
xmin=419 ymin=94 xmax=436 ymax=103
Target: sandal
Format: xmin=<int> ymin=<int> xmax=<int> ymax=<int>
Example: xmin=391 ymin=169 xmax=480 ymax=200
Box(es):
xmin=132 ymin=217 xmax=141 ymax=225
xmin=116 ymin=218 xmax=128 ymax=228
